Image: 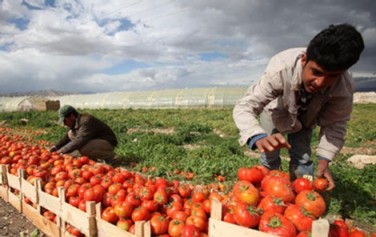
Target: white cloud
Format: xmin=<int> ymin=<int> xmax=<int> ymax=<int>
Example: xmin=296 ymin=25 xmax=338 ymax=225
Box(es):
xmin=0 ymin=0 xmax=375 ymax=93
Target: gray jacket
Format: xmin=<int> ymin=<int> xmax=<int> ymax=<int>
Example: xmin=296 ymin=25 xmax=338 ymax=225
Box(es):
xmin=233 ymin=48 xmax=354 ymax=161
xmin=55 ymin=113 xmax=118 ymax=154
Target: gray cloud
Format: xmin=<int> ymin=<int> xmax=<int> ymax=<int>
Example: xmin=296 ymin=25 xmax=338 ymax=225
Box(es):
xmin=0 ymin=0 xmax=375 ymax=93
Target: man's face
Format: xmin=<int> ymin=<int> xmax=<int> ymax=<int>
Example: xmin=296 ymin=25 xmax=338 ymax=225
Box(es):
xmin=63 ymin=114 xmax=76 ymax=129
xmin=301 ymin=54 xmax=346 ymax=94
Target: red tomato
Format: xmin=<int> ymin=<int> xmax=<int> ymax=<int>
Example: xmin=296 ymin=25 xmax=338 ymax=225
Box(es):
xmin=138 ymin=186 xmax=155 ymax=201
xmin=42 ymin=210 xmax=56 ymax=222
xmin=261 ymin=176 xmax=295 ymax=204
xmin=181 ymin=224 xmax=201 ymax=237
xmin=142 ymin=200 xmax=160 ymax=212
xmin=168 ymin=219 xmax=185 ymax=237
xmin=232 ymin=202 xmax=260 ymax=228
xmin=178 ymin=183 xmax=192 ymax=198
xmin=313 ymin=177 xmax=329 ymax=192
xmin=257 ymin=195 xmax=286 ymax=214
xmin=170 ymin=210 xmax=188 ymax=222
xmin=349 ymin=228 xmax=366 ymax=237
xmin=150 ymin=214 xmax=170 ymax=235
xmin=131 ymin=206 xmax=150 ymax=222
xmin=112 ymin=173 xmax=126 ymax=183
xmin=68 ymin=196 xmax=81 ymax=208
xmin=66 ymin=183 xmax=80 ymax=197
xmin=116 ymin=217 xmax=133 ymax=232
xmin=92 ymin=184 xmax=106 ymax=202
xmin=284 ymin=204 xmax=315 ymax=232
xmin=191 ymin=190 xmax=208 ymax=203
xmin=108 ymin=183 xmax=123 ymax=195
xmin=89 ymin=174 xmax=103 ymax=186
xmin=185 ymin=215 xmax=208 ymax=232
xmin=259 ymin=212 xmax=297 ymax=237
xmin=114 ymin=201 xmax=134 ymax=218
xmin=101 ymin=206 xmax=119 ymax=224
xmin=237 ymin=166 xmax=266 ymax=184
xmin=329 ymin=219 xmax=349 ymax=237
xmin=295 ymin=190 xmax=326 ymax=218
xmin=232 ymin=180 xmax=260 ymax=206
xmin=126 ymin=192 xmax=142 ymax=207
xmin=154 ymin=189 xmax=168 ymax=205
xmin=78 ymin=183 xmax=92 ymax=199
xmin=66 ymin=224 xmax=84 ymax=237
xmin=297 ymin=231 xmax=311 ymax=237
xmin=293 ymin=177 xmax=313 ymax=193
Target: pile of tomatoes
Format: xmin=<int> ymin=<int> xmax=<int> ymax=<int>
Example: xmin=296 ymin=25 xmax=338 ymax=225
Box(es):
xmin=0 ymin=128 xmax=374 ymax=237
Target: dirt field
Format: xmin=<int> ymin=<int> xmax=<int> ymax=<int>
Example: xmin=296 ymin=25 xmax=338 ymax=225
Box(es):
xmin=0 ymin=197 xmax=45 ymax=237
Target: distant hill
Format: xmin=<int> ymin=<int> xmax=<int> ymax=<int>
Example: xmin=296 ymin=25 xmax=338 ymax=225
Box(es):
xmin=353 ymin=77 xmax=376 ymax=92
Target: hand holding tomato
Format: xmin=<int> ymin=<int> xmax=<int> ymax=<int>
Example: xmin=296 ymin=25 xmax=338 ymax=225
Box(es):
xmin=313 ymin=177 xmax=329 ymax=192
xmin=316 ymin=159 xmax=335 ymax=191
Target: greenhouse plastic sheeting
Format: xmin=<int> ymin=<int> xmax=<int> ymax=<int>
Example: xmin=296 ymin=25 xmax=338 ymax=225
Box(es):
xmin=0 ymin=87 xmax=248 ymax=111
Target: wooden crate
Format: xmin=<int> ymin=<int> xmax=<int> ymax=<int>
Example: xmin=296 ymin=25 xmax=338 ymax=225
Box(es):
xmin=208 ymin=198 xmax=330 ymax=237
xmin=0 ymin=164 xmax=149 ymax=237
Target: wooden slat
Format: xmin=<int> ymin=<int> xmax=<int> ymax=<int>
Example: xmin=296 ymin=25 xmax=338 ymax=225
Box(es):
xmin=21 ymin=177 xmax=37 ymax=203
xmin=7 ymin=190 xmax=21 ymax=211
xmin=6 ymin=171 xmax=20 ymax=190
xmin=0 ymin=165 xmax=7 ymax=185
xmin=312 ymin=218 xmax=330 ymax=237
xmin=208 ymin=218 xmax=276 ymax=237
xmin=0 ymin=184 xmax=9 ymax=201
xmin=38 ymin=186 xmax=61 ymax=215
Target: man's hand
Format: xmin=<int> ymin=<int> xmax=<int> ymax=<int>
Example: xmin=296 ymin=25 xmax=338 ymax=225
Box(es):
xmin=316 ymin=159 xmax=335 ymax=191
xmin=255 ymin=133 xmax=291 ymax=153
xmin=49 ymin=146 xmax=58 ymax=153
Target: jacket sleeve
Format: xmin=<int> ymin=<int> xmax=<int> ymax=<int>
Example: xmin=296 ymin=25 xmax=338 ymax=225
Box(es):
xmin=58 ymin=117 xmax=94 ymax=154
xmin=233 ymin=72 xmax=283 ymax=146
xmin=316 ymin=92 xmax=353 ymax=161
xmin=54 ymin=133 xmax=71 ymax=150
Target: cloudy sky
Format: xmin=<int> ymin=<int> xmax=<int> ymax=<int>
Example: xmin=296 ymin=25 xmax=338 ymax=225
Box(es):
xmin=0 ymin=0 xmax=375 ymax=93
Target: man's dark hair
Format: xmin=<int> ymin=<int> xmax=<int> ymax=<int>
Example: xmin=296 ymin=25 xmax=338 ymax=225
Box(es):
xmin=306 ymin=23 xmax=364 ymax=71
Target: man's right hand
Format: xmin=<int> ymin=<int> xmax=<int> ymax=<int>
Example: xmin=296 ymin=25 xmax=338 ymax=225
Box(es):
xmin=255 ymin=133 xmax=291 ymax=152
xmin=49 ymin=146 xmax=58 ymax=152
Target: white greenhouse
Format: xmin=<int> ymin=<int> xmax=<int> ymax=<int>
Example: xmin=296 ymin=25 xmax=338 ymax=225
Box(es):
xmin=0 ymin=87 xmax=249 ymax=112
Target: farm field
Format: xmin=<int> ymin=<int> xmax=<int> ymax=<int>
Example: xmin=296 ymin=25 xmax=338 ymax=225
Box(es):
xmin=0 ymin=103 xmax=375 ymax=236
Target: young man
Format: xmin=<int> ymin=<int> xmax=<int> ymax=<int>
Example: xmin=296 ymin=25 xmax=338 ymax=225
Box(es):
xmin=50 ymin=105 xmax=121 ymax=166
xmin=233 ymin=24 xmax=364 ymax=190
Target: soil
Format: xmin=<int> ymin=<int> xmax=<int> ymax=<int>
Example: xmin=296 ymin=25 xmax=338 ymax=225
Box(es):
xmin=0 ymin=197 xmax=45 ymax=237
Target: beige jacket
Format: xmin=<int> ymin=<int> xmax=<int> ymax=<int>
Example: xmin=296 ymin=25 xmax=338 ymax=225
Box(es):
xmin=233 ymin=48 xmax=354 ymax=161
